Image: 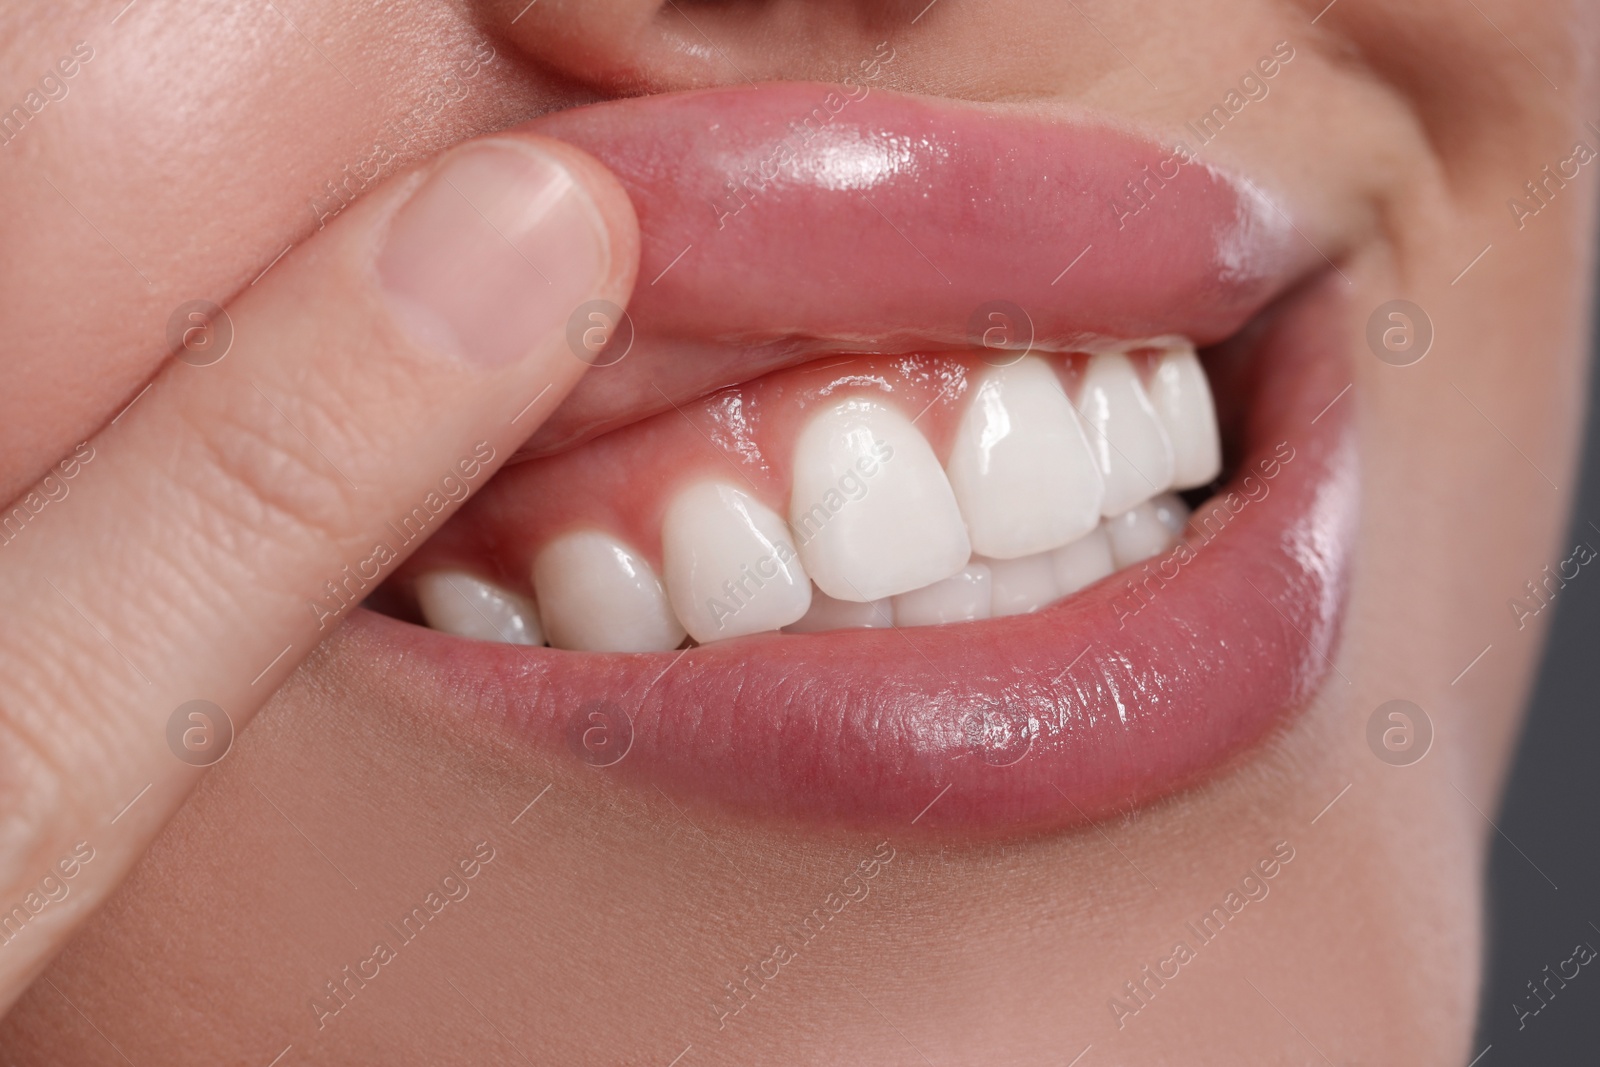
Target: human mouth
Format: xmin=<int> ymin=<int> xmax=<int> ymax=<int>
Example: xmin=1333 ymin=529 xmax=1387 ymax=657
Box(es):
xmin=362 ymin=82 xmax=1357 ymax=830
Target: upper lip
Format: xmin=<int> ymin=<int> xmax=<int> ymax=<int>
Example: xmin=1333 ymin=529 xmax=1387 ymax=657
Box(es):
xmin=363 ymin=81 xmax=1357 ymax=832
xmin=512 ymin=81 xmax=1310 ymax=457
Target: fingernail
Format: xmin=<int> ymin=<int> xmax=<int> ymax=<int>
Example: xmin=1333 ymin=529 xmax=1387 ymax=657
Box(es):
xmin=377 ymin=140 xmax=608 ymax=368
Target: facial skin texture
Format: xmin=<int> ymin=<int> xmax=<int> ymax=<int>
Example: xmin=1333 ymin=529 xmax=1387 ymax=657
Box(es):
xmin=0 ymin=0 xmax=1595 ymax=1063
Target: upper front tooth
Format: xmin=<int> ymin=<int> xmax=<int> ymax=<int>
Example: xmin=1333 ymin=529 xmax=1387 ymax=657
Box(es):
xmin=415 ymin=570 xmax=544 ymax=645
xmin=892 ymin=562 xmax=993 ymax=627
xmin=533 ymin=530 xmax=687 ymax=652
xmin=789 ymin=398 xmax=971 ymax=602
xmin=661 ymin=481 xmax=812 ymax=643
xmin=1148 ymin=345 xmax=1222 ymax=489
xmin=945 ymin=356 xmax=1105 ymax=559
xmin=1075 ymin=352 xmax=1176 ymax=516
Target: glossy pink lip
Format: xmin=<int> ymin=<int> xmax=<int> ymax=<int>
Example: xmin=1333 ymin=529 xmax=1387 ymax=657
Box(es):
xmin=355 ymin=84 xmax=1356 ymax=830
xmin=514 ymin=82 xmax=1305 ymax=455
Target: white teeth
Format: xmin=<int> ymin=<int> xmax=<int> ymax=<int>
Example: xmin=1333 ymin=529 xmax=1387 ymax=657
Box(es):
xmin=1148 ymin=345 xmax=1222 ymax=489
xmin=532 ymin=530 xmax=687 ymax=652
xmin=984 ymin=551 xmax=1061 ymax=617
xmin=1106 ymin=493 xmax=1191 ymax=568
xmin=945 ymin=357 xmax=1105 ymax=559
xmin=1052 ymin=526 xmax=1116 ymax=596
xmin=454 ymin=345 xmax=1221 ymax=645
xmin=1148 ymin=492 xmax=1191 ymax=538
xmin=784 ymin=588 xmax=894 ymax=633
xmin=789 ymin=398 xmax=971 ymax=602
xmin=662 ymin=481 xmax=812 ymax=644
xmin=1075 ymin=352 xmax=1176 ymax=517
xmin=892 ymin=563 xmax=993 ymax=627
xmin=1105 ymin=504 xmax=1170 ymax=568
xmin=415 ymin=571 xmax=544 ymax=645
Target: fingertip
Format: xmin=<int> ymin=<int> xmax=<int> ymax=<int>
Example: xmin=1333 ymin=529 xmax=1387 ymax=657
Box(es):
xmin=375 ymin=134 xmax=640 ymax=370
xmin=509 ymin=134 xmax=643 ymax=302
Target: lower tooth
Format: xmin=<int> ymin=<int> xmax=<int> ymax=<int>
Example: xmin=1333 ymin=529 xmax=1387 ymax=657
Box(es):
xmin=983 ymin=551 xmax=1061 ymax=617
xmin=1052 ymin=527 xmax=1116 ymax=596
xmin=415 ymin=571 xmax=544 ymax=645
xmin=783 ymin=588 xmax=894 ymax=633
xmin=1148 ymin=492 xmax=1191 ymax=539
xmin=891 ymin=563 xmax=993 ymax=627
xmin=1106 ymin=494 xmax=1188 ymax=568
xmin=532 ymin=530 xmax=687 ymax=652
xmin=662 ymin=481 xmax=812 ymax=644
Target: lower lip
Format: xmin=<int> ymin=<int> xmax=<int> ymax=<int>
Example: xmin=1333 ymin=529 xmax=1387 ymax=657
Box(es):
xmin=355 ymin=274 xmax=1356 ymax=832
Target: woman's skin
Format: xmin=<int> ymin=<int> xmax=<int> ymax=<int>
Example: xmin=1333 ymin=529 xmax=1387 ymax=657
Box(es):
xmin=1 ymin=0 xmax=1595 ymax=1063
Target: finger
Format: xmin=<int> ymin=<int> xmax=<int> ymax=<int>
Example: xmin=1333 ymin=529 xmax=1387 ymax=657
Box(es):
xmin=0 ymin=133 xmax=638 ymax=1003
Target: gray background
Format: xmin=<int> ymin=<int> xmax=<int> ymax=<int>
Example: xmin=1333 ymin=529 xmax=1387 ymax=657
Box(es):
xmin=1472 ymin=278 xmax=1600 ymax=1061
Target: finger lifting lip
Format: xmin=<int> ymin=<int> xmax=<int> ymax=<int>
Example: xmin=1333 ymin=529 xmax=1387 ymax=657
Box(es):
xmin=355 ymin=84 xmax=1354 ymax=832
